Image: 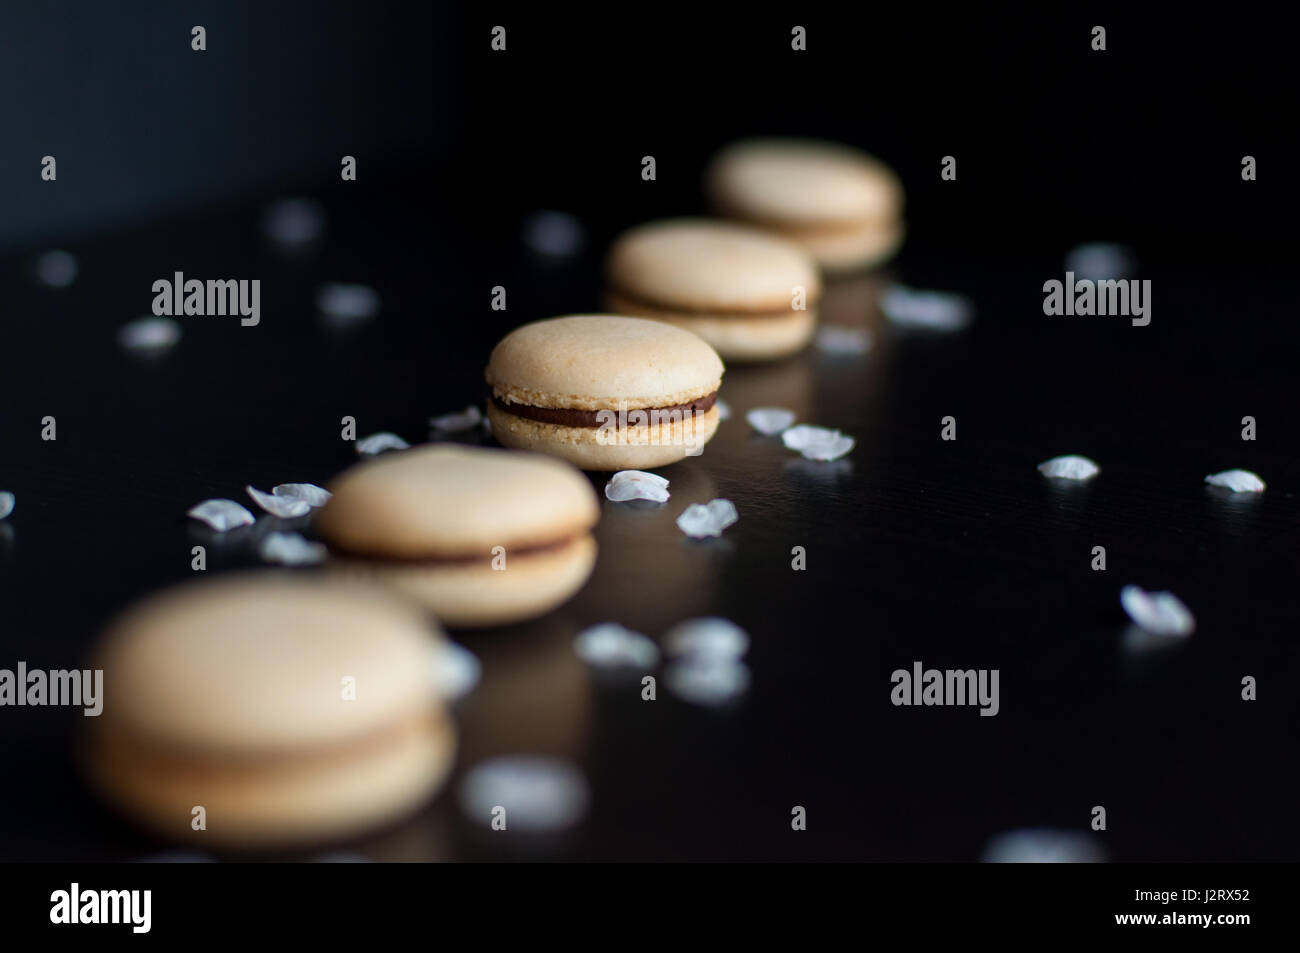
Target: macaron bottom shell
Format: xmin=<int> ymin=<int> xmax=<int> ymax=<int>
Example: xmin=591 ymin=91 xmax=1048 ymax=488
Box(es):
xmin=606 ymin=289 xmax=817 ymax=361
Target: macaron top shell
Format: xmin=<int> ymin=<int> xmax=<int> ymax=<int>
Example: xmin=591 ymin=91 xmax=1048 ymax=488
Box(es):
xmin=486 ymin=315 xmax=724 ymax=411
xmin=708 ymin=139 xmax=903 ymax=226
xmin=317 ymin=444 xmax=599 ymax=559
xmin=94 ymin=574 xmax=443 ymax=753
xmin=607 ymin=219 xmax=820 ymax=313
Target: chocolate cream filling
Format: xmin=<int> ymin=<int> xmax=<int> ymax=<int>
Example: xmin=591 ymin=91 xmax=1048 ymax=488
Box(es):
xmin=331 ymin=533 xmax=583 ymax=565
xmin=491 ymin=391 xmax=718 ymax=428
xmin=609 ymin=284 xmax=808 ymax=318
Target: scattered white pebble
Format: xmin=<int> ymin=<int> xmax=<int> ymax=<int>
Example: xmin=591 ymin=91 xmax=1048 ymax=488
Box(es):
xmin=258 ymin=531 xmax=327 ymax=566
xmin=1120 ymin=585 xmax=1195 ymax=637
xmin=716 ymin=399 xmax=732 ymax=421
xmin=0 ymin=491 xmax=14 ymax=521
xmin=34 ymin=250 xmax=78 ymax=288
xmin=356 ymin=432 xmax=410 ymax=455
xmin=272 ymin=483 xmax=332 ymax=508
xmin=573 ymin=623 xmax=661 ymax=669
xmin=665 ymin=659 xmax=751 ymax=706
xmin=459 ymin=756 xmax=590 ymax=832
xmin=880 ymin=284 xmax=973 ymax=331
xmin=522 ymin=210 xmax=586 ymax=258
xmin=429 ymin=405 xmax=483 ymax=433
xmin=815 ymin=325 xmax=874 ymax=355
xmin=605 ymin=470 xmax=670 ymax=503
xmin=781 ymin=425 xmax=855 ymax=462
xmin=664 ymin=617 xmax=749 ymax=662
xmin=432 ymin=641 xmax=481 ymax=700
xmin=981 ymin=829 xmax=1106 ymax=863
xmin=187 ymin=499 xmax=255 ymax=532
xmin=746 ymin=407 xmax=796 ymax=435
xmin=246 ymin=485 xmax=311 ymax=518
xmin=676 ymin=499 xmax=738 ymax=538
xmin=263 ymin=197 xmax=325 ymax=246
xmin=118 ymin=316 xmax=181 ymax=353
xmin=1065 ymin=242 xmax=1135 ymax=282
xmin=1205 ymin=469 xmax=1265 ymax=493
xmin=317 ymin=283 xmax=381 ymax=324
xmin=1037 ymin=455 xmax=1100 ymax=481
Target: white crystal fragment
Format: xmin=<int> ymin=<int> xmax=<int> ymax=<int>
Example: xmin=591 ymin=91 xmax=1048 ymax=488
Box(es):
xmin=429 ymin=405 xmax=483 ymax=433
xmin=982 ymin=829 xmax=1106 ymax=864
xmin=432 ymin=641 xmax=481 ymax=700
xmin=522 ymin=210 xmax=585 ymax=257
xmin=1038 ymin=455 xmax=1100 ymax=481
xmin=0 ymin=491 xmax=13 ymax=520
xmin=716 ymin=399 xmax=732 ymax=421
xmin=317 ymin=282 xmax=380 ymax=323
xmin=815 ymin=325 xmax=874 ymax=355
xmin=1205 ymin=469 xmax=1265 ymax=493
xmin=259 ymin=531 xmax=327 ymax=566
xmin=356 ymin=432 xmax=409 ymax=455
xmin=246 ymin=485 xmax=311 ymax=518
xmin=881 ymin=284 xmax=973 ymax=331
xmin=34 ymin=250 xmax=78 ymax=288
xmin=676 ymin=499 xmax=738 ymax=538
xmin=664 ymin=617 xmax=749 ymax=661
xmin=459 ymin=756 xmax=590 ymax=832
xmin=272 ymin=483 xmax=332 ymax=508
xmin=1065 ymin=242 xmax=1135 ymax=282
xmin=665 ymin=658 xmax=751 ymax=706
xmin=187 ymin=499 xmax=255 ymax=532
xmin=573 ymin=623 xmax=661 ymax=669
xmin=263 ymin=197 xmax=325 ymax=245
xmin=605 ymin=470 xmax=670 ymax=503
xmin=1120 ymin=585 xmax=1195 ymax=637
xmin=746 ymin=407 xmax=796 ymax=435
xmin=782 ymin=425 xmax=855 ymax=462
xmin=118 ymin=316 xmax=181 ymax=353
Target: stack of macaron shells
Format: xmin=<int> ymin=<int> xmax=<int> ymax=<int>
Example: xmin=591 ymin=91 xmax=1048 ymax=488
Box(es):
xmin=84 ymin=574 xmax=455 ymax=849
xmin=605 ymin=219 xmax=822 ymax=362
xmin=316 ymin=444 xmax=601 ymax=626
xmin=707 ymin=138 xmax=905 ymax=273
xmin=486 ymin=315 xmax=725 ymax=470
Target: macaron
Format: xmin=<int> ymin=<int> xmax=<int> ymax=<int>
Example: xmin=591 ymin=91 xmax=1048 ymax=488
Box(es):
xmin=605 ymin=219 xmax=821 ymax=362
xmin=317 ymin=444 xmax=599 ymax=625
xmin=486 ymin=315 xmax=724 ymax=469
xmin=84 ymin=573 xmax=454 ymax=850
xmin=707 ymin=138 xmax=905 ymax=273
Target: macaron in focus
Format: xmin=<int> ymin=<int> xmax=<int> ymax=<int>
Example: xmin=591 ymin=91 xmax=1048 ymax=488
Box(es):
xmin=485 ymin=315 xmax=724 ymax=469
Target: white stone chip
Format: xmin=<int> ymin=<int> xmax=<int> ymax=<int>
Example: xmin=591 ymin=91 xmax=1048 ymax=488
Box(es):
xmin=34 ymin=250 xmax=78 ymax=288
xmin=272 ymin=483 xmax=332 ymax=508
xmin=664 ymin=617 xmax=750 ymax=661
xmin=605 ymin=470 xmax=670 ymax=503
xmin=259 ymin=531 xmax=327 ymax=566
xmin=522 ymin=210 xmax=585 ymax=258
xmin=815 ymin=325 xmax=874 ymax=355
xmin=981 ymin=829 xmax=1106 ymax=863
xmin=433 ymin=641 xmax=481 ymax=700
xmin=781 ymin=425 xmax=855 ymax=462
xmin=187 ymin=499 xmax=255 ymax=532
xmin=746 ymin=407 xmax=796 ymax=435
xmin=573 ymin=623 xmax=661 ymax=669
xmin=118 ymin=316 xmax=181 ymax=353
xmin=356 ymin=432 xmax=410 ymax=455
xmin=676 ymin=499 xmax=738 ymax=538
xmin=716 ymin=399 xmax=732 ymax=421
xmin=1120 ymin=585 xmax=1195 ymax=637
xmin=1065 ymin=242 xmax=1135 ymax=282
xmin=665 ymin=659 xmax=751 ymax=706
xmin=1037 ymin=455 xmax=1100 ymax=481
xmin=263 ymin=197 xmax=325 ymax=245
xmin=459 ymin=756 xmax=590 ymax=832
xmin=1205 ymin=469 xmax=1265 ymax=493
xmin=0 ymin=491 xmax=13 ymax=521
xmin=429 ymin=405 xmax=483 ymax=433
xmin=880 ymin=284 xmax=973 ymax=331
xmin=317 ymin=283 xmax=381 ymax=323
xmin=246 ymin=485 xmax=311 ymax=518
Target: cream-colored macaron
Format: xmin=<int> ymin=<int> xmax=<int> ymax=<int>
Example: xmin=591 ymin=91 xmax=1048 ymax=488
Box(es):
xmin=83 ymin=573 xmax=454 ymax=849
xmin=605 ymin=218 xmax=821 ymax=362
xmin=707 ymin=138 xmax=905 ymax=273
xmin=317 ymin=443 xmax=600 ymax=625
xmin=485 ymin=315 xmax=724 ymax=469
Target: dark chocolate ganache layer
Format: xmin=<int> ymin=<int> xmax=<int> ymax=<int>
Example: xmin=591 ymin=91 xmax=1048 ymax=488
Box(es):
xmin=491 ymin=392 xmax=718 ymax=428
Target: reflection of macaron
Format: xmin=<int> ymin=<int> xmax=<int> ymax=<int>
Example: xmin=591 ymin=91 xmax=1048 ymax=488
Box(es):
xmin=318 ymin=444 xmax=599 ymax=626
xmin=85 ymin=574 xmax=453 ymax=849
xmin=486 ymin=315 xmax=724 ymax=470
xmin=606 ymin=219 xmax=821 ymax=362
xmin=707 ymin=139 xmax=905 ymax=273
